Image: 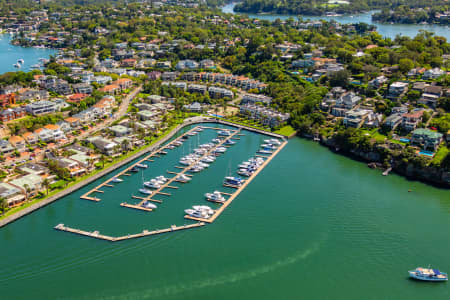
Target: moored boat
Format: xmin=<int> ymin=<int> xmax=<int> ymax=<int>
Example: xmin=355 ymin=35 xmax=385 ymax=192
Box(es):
xmin=111 ymin=177 xmax=123 ymax=183
xmin=136 ymin=163 xmax=148 ymax=168
xmin=139 ymin=188 xmax=152 ymax=195
xmin=141 ymin=201 xmax=157 ymax=209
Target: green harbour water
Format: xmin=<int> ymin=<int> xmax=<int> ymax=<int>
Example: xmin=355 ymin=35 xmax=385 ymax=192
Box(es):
xmin=0 ymin=123 xmax=449 ymax=299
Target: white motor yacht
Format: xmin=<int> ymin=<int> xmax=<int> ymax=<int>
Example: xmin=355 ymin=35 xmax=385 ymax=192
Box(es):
xmin=184 ymin=209 xmax=208 ymax=218
xmin=192 ymin=205 xmax=214 ymax=215
xmin=139 ymin=188 xmax=152 ymax=195
xmin=111 ymin=177 xmax=123 ymax=183
xmin=142 ymin=201 xmax=157 ymax=209
xmin=136 ymin=163 xmax=148 ymax=168
xmin=176 ymin=174 xmax=191 ymax=182
xmin=143 ymin=181 xmax=160 ymax=189
xmin=205 ymin=191 xmax=225 ymax=202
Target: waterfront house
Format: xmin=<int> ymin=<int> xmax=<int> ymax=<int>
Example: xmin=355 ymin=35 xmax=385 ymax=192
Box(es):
xmin=90 ymin=137 xmax=118 ymax=156
xmin=0 ymin=182 xmax=25 ymax=206
xmin=411 ymin=129 xmax=443 ymax=151
xmin=342 ymin=109 xmax=372 ymax=128
xmin=402 ymin=110 xmax=423 ymax=131
xmin=9 ymin=173 xmax=43 ymax=197
xmin=239 ymin=104 xmax=290 ymax=128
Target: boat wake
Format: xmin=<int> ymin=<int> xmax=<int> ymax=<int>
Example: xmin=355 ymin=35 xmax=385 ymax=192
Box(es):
xmin=76 ymin=235 xmax=327 ymax=300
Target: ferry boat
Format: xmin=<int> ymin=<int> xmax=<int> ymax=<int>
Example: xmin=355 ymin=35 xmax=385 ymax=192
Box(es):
xmin=205 ymin=191 xmax=225 ymax=202
xmin=224 ymin=176 xmax=244 ymax=186
xmin=136 ymin=163 xmax=148 ymax=168
xmin=111 ymin=177 xmax=123 ymax=183
xmin=409 ymin=267 xmax=448 ymax=282
xmin=139 ymin=188 xmax=152 ymax=195
xmin=141 ymin=201 xmax=157 ymax=209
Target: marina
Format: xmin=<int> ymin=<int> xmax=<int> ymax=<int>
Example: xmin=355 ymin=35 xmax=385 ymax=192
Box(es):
xmin=58 ymin=123 xmax=286 ymax=241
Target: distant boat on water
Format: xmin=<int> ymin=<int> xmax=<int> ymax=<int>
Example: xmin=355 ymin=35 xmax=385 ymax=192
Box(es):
xmin=409 ymin=267 xmax=448 ymax=282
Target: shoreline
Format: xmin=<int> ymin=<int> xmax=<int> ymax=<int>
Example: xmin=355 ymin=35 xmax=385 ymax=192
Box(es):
xmin=0 ymin=117 xmax=286 ymax=228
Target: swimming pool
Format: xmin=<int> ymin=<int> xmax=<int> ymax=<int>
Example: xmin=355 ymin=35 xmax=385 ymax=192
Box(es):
xmin=418 ymin=150 xmax=434 ymax=157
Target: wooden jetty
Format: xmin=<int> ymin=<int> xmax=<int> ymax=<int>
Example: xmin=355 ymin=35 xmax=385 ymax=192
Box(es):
xmin=120 ymin=203 xmax=153 ymax=212
xmin=185 ymin=140 xmax=288 ymax=224
xmin=54 ymin=222 xmax=205 ymax=242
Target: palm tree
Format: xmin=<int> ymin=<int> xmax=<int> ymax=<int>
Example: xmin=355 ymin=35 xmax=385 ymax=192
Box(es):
xmin=121 ymin=139 xmax=130 ymax=152
xmin=42 ymin=178 xmax=50 ymax=196
xmin=100 ymin=154 xmax=106 ymax=168
xmin=23 ymin=184 xmax=31 ymax=201
xmin=0 ymin=196 xmax=8 ymax=216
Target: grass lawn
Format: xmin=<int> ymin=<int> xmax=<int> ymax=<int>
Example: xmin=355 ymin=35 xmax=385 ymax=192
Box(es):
xmin=431 ymin=146 xmax=448 ymax=166
xmin=0 ymin=122 xmax=181 ymax=221
xmin=274 ymin=125 xmax=296 ymax=136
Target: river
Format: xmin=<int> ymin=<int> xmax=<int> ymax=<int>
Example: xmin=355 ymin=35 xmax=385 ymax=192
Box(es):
xmin=222 ymin=3 xmax=450 ymax=39
xmin=0 ymin=34 xmax=56 ymax=74
xmin=0 ymin=123 xmax=449 ymax=300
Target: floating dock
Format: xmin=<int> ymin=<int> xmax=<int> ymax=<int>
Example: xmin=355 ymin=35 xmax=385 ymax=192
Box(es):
xmin=54 ymin=222 xmax=205 ymax=242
